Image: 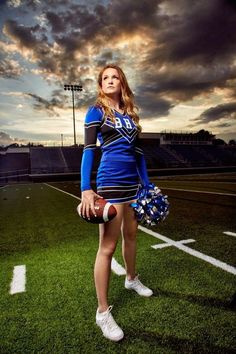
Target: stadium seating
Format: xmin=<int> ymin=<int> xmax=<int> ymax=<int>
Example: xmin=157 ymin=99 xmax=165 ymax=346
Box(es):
xmin=201 ymin=145 xmax=236 ymax=165
xmin=0 ymin=152 xmax=30 ymax=183
xmin=140 ymin=145 xmax=188 ymax=168
xmin=0 ymin=152 xmax=29 ymax=173
xmin=29 ymin=146 xmax=102 ymax=175
xmin=169 ymin=145 xmax=215 ymax=167
xmin=61 ymin=147 xmax=83 ymax=172
xmin=30 ymin=147 xmax=68 ymax=174
xmin=0 ymin=143 xmax=235 ymax=183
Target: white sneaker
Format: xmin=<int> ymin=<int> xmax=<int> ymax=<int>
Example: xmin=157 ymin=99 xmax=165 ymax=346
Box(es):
xmin=96 ymin=305 xmax=124 ymax=342
xmin=125 ymin=275 xmax=153 ymax=297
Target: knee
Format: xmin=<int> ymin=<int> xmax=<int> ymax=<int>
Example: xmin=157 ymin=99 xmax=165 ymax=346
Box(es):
xmin=98 ymin=244 xmax=116 ymax=258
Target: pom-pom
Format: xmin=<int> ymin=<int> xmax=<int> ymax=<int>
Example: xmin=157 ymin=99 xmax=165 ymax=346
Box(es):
xmin=130 ymin=183 xmax=169 ymax=227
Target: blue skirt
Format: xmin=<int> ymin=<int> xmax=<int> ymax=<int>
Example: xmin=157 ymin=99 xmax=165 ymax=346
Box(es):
xmin=96 ymin=159 xmax=139 ymax=203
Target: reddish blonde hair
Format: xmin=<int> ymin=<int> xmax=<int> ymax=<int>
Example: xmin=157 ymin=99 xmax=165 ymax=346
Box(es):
xmin=95 ymin=64 xmax=141 ymax=129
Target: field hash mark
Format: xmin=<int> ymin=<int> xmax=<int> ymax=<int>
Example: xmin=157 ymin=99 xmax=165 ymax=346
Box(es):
xmin=10 ymin=265 xmax=26 ymax=295
xmin=152 ymin=238 xmax=196 ymax=249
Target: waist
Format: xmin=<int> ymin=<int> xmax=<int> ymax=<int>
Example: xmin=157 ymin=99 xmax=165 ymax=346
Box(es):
xmin=101 ymin=153 xmax=136 ymax=163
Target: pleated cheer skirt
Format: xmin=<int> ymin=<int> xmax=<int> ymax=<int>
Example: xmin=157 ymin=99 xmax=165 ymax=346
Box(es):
xmin=96 ymin=159 xmax=139 ymax=204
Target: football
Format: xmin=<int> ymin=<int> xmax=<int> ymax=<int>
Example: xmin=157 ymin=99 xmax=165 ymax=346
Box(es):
xmin=77 ymin=198 xmax=117 ymax=224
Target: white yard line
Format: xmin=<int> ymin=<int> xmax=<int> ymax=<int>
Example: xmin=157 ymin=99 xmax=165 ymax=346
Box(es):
xmin=111 ymin=258 xmax=126 ymax=275
xmin=138 ymin=225 xmax=236 ymax=275
xmin=223 ymin=231 xmax=236 ymax=238
xmin=10 ymin=265 xmax=26 ymax=294
xmin=151 ymin=239 xmax=195 ymax=249
xmin=159 ymin=181 xmax=236 ymax=184
xmin=44 ymin=183 xmax=81 ymax=200
xmin=161 ymin=187 xmax=236 ymax=197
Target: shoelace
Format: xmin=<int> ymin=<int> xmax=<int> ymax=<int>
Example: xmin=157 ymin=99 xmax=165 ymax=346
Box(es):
xmin=132 ymin=275 xmax=147 ymax=290
xmin=101 ymin=305 xmax=119 ymax=332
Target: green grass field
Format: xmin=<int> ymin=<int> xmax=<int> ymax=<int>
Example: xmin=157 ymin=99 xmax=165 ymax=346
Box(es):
xmin=0 ymin=173 xmax=236 ymax=353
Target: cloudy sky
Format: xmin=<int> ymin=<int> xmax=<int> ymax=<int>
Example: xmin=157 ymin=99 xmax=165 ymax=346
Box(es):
xmin=0 ymin=0 xmax=236 ymax=146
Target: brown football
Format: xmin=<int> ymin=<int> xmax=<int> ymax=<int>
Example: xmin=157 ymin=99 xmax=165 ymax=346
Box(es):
xmin=77 ymin=198 xmax=117 ymax=224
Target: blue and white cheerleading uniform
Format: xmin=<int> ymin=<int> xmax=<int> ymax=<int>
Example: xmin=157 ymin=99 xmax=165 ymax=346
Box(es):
xmin=80 ymin=105 xmax=149 ymax=204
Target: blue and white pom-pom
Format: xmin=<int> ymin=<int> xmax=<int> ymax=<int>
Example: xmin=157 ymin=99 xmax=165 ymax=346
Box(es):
xmin=130 ymin=183 xmax=169 ymax=227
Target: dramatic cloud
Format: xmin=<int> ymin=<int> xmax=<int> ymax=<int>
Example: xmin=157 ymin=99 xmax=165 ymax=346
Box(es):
xmin=137 ymin=63 xmax=236 ymax=104
xmin=0 ymin=57 xmax=24 ymax=78
xmin=3 ymin=0 xmax=236 ymax=115
xmin=192 ymin=102 xmax=236 ymax=124
xmin=0 ymin=131 xmax=26 ymax=146
xmin=25 ymin=91 xmax=68 ymax=116
xmin=0 ymin=0 xmax=236 ymax=143
xmin=146 ymin=0 xmax=236 ymax=65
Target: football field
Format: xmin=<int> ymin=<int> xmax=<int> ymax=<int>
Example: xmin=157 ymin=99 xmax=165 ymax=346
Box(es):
xmin=0 ymin=173 xmax=236 ymax=353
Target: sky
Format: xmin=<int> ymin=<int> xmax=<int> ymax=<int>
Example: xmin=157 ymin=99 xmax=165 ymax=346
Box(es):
xmin=0 ymin=0 xmax=236 ymax=146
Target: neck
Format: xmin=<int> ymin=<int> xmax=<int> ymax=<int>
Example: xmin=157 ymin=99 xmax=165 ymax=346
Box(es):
xmin=107 ymin=96 xmax=121 ymax=111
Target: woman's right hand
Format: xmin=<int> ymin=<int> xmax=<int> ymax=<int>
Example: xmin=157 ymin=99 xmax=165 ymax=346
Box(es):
xmin=79 ymin=189 xmax=103 ymax=220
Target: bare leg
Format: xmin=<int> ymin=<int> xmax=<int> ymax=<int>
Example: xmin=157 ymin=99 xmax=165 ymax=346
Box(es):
xmin=94 ymin=204 xmax=124 ymax=312
xmin=121 ymin=202 xmax=138 ymax=280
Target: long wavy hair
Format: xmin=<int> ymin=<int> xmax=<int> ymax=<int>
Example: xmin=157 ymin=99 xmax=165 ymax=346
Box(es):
xmin=95 ymin=64 xmax=141 ymax=130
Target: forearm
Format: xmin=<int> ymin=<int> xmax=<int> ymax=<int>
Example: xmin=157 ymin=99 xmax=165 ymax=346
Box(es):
xmin=80 ymin=149 xmax=95 ymax=191
xmin=136 ymin=153 xmax=149 ymax=187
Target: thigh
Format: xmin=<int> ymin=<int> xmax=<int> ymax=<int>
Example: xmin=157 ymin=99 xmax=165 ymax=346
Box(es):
xmin=122 ymin=201 xmax=138 ymax=239
xmin=99 ymin=203 xmax=124 ymax=248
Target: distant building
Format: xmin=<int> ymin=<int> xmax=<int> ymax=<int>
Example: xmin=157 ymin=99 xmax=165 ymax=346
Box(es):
xmin=140 ymin=130 xmax=215 ymax=145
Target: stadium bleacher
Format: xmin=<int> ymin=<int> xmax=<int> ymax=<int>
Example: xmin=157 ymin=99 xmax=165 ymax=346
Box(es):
xmin=0 ymin=131 xmax=236 ymax=184
xmin=168 ymin=145 xmax=215 ymax=167
xmin=30 ymin=147 xmax=68 ymax=174
xmin=30 ymin=146 xmax=101 ymax=175
xmin=61 ymin=147 xmax=83 ymax=172
xmin=201 ymin=145 xmax=236 ymax=166
xmin=0 ymin=148 xmax=30 ymax=183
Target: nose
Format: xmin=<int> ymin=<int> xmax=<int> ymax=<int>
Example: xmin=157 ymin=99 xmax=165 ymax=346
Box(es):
xmin=108 ymin=77 xmax=113 ymax=84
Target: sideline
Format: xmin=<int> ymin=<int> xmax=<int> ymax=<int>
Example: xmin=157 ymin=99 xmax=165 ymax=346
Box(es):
xmin=159 ymin=187 xmax=236 ymax=197
xmin=44 ymin=183 xmax=81 ymax=200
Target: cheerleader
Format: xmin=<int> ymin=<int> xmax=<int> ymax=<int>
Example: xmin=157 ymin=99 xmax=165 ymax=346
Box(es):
xmin=80 ymin=64 xmax=153 ymax=342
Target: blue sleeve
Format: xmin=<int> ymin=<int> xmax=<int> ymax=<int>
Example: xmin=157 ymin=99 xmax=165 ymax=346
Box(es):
xmin=81 ymin=149 xmax=95 ymax=191
xmin=135 ymin=136 xmax=150 ymax=187
xmin=136 ymin=154 xmax=150 ymax=187
xmin=80 ymin=106 xmax=103 ymax=191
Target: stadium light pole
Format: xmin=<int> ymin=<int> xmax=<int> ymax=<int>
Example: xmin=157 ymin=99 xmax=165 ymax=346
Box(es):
xmin=64 ymin=84 xmax=83 ymax=146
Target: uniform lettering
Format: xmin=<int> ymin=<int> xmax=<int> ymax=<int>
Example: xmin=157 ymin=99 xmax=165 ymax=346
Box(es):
xmin=115 ymin=117 xmax=133 ymax=129
xmin=124 ymin=118 xmax=132 ymax=129
xmin=115 ymin=117 xmax=122 ymax=128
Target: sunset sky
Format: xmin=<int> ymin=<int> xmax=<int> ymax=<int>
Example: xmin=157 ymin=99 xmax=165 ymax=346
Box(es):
xmin=0 ymin=0 xmax=236 ymax=146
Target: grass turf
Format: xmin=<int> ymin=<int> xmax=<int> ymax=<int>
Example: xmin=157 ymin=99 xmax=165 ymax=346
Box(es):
xmin=0 ymin=174 xmax=236 ymax=353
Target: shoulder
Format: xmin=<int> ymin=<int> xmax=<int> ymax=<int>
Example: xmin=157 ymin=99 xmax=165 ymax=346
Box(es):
xmin=85 ymin=105 xmax=104 ymax=124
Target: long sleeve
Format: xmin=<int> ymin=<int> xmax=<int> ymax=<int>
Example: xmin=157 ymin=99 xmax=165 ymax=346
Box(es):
xmin=136 ymin=153 xmax=150 ymax=187
xmin=80 ymin=106 xmax=103 ymax=191
xmin=81 ymin=149 xmax=95 ymax=191
xmin=135 ymin=136 xmax=150 ymax=187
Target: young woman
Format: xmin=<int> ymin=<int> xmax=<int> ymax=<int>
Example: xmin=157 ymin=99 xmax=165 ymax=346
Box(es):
xmin=80 ymin=64 xmax=153 ymax=342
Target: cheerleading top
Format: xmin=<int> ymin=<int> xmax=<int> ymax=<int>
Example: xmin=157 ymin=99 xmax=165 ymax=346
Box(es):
xmin=80 ymin=105 xmax=149 ymax=203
